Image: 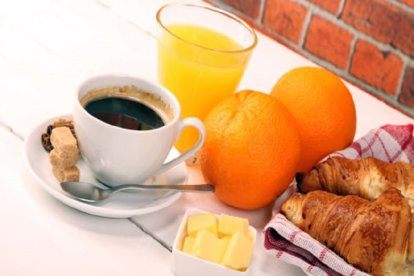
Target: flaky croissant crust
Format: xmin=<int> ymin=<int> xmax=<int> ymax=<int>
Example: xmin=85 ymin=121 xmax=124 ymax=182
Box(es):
xmin=281 ymin=188 xmax=413 ymax=275
xmin=296 ymin=157 xmax=414 ymax=210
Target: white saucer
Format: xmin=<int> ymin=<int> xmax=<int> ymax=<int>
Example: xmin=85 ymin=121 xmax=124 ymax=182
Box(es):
xmin=23 ymin=114 xmax=186 ymax=218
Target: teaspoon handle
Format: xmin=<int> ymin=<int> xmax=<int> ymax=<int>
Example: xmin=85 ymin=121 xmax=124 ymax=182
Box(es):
xmin=113 ymin=184 xmax=215 ymax=193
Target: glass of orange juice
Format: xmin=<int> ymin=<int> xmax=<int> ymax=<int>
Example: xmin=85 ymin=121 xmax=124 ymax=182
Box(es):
xmin=156 ymin=3 xmax=257 ymax=164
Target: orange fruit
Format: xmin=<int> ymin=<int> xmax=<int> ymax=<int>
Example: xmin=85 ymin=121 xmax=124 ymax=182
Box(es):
xmin=271 ymin=67 xmax=356 ymax=172
xmin=200 ymin=90 xmax=301 ymax=210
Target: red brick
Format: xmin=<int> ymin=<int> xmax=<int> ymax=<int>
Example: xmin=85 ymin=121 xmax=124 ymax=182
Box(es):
xmin=350 ymin=40 xmax=403 ymax=95
xmin=399 ymin=0 xmax=414 ymax=9
xmin=341 ymin=0 xmax=414 ymax=57
xmin=399 ymin=66 xmax=414 ymax=108
xmin=304 ymin=16 xmax=354 ymax=69
xmin=263 ymin=0 xmax=308 ymax=44
xmin=393 ymin=14 xmax=414 ymax=58
xmin=219 ymin=0 xmax=262 ymax=19
xmin=307 ymin=0 xmax=341 ymax=14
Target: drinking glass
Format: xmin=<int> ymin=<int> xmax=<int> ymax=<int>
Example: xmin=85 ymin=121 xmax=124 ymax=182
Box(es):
xmin=156 ymin=3 xmax=257 ymax=164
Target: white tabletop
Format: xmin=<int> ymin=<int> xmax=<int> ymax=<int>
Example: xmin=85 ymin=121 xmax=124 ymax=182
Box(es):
xmin=1 ymin=0 xmax=413 ymax=275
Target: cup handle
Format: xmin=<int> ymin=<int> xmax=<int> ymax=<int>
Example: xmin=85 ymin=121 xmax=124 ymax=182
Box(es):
xmin=155 ymin=117 xmax=205 ymax=176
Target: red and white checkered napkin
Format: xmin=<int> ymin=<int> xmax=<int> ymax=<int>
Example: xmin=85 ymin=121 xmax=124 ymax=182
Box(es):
xmin=264 ymin=124 xmax=414 ymax=276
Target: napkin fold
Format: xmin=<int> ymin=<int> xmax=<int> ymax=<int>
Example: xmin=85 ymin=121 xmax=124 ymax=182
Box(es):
xmin=264 ymin=124 xmax=414 ymax=276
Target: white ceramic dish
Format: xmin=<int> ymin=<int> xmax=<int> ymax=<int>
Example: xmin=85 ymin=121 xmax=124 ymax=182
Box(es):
xmin=23 ymin=114 xmax=186 ymax=218
xmin=172 ymin=208 xmax=257 ymax=276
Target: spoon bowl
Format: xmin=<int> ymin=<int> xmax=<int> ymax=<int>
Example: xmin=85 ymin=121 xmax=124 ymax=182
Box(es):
xmin=61 ymin=181 xmax=215 ymax=203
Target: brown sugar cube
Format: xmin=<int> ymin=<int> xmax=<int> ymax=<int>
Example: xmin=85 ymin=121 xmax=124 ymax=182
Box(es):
xmin=52 ymin=166 xmax=80 ymax=182
xmin=50 ymin=127 xmax=78 ymax=155
xmin=53 ymin=118 xmax=74 ymax=129
xmin=49 ymin=149 xmax=78 ymax=169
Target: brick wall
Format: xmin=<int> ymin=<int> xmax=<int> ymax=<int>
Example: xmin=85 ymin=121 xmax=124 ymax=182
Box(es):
xmin=205 ymin=0 xmax=414 ymax=118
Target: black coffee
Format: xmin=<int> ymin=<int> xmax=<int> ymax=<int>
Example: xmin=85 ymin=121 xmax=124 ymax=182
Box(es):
xmin=85 ymin=97 xmax=165 ymax=130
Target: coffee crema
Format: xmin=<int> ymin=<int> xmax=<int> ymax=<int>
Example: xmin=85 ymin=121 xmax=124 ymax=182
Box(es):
xmin=80 ymin=85 xmax=173 ymax=131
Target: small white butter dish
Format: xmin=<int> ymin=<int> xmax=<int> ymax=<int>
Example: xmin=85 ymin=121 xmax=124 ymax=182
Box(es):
xmin=171 ymin=208 xmax=257 ymax=276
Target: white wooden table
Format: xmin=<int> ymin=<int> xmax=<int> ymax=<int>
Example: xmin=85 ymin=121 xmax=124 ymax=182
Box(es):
xmin=0 ymin=1 xmax=412 ymax=275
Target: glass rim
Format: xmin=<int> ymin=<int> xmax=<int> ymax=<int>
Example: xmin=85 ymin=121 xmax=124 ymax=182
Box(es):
xmin=156 ymin=3 xmax=258 ymax=54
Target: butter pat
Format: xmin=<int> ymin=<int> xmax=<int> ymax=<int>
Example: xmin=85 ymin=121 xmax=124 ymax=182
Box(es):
xmin=192 ymin=229 xmax=225 ymax=263
xmin=218 ymin=214 xmax=249 ymax=237
xmin=182 ymin=237 xmax=195 ymax=254
xmin=218 ymin=236 xmax=230 ymax=257
xmin=222 ymin=232 xmax=254 ymax=270
xmin=187 ymin=213 xmax=217 ymax=237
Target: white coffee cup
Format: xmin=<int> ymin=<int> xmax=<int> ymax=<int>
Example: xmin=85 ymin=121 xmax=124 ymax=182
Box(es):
xmin=73 ymin=74 xmax=205 ymax=186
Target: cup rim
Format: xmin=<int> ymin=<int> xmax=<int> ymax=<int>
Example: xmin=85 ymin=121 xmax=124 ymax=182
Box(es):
xmin=156 ymin=2 xmax=258 ymax=54
xmin=75 ymin=73 xmax=181 ymax=134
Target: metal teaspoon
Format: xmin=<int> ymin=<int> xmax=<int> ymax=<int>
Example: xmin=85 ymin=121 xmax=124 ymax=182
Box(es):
xmin=61 ymin=181 xmax=214 ymax=203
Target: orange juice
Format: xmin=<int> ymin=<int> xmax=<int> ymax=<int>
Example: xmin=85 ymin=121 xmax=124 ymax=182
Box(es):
xmin=157 ymin=24 xmax=252 ymax=152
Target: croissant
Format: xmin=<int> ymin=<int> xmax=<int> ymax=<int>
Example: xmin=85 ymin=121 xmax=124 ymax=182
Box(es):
xmin=296 ymin=157 xmax=414 ymax=210
xmin=281 ymin=188 xmax=413 ymax=275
